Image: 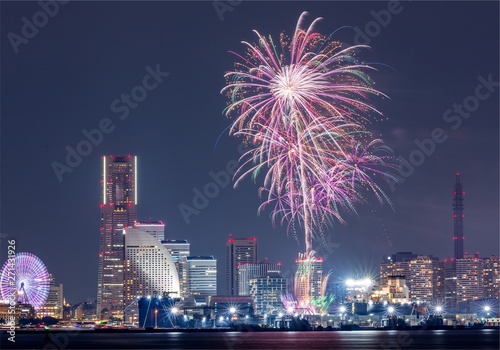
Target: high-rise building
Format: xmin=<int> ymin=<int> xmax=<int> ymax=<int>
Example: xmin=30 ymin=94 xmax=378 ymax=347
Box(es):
xmin=123 ymin=228 xmax=179 ymax=324
xmin=97 ymin=155 xmax=137 ymax=319
xmin=456 ymin=254 xmax=484 ymax=302
xmin=408 ymin=255 xmax=442 ymax=303
xmin=226 ymin=236 xmax=257 ymax=295
xmin=294 ymin=256 xmax=323 ymax=302
xmin=483 ymin=255 xmax=500 ymax=299
xmin=453 ymin=173 xmax=465 ymax=259
xmin=238 ymin=262 xmax=281 ymax=296
xmin=249 ymin=272 xmax=287 ymax=315
xmin=432 ymin=260 xmax=445 ymax=303
xmin=379 ymin=252 xmax=416 ymax=286
xmin=186 ymin=256 xmax=217 ymax=305
xmin=37 ymin=275 xmax=64 ymax=319
xmin=134 ymin=220 xmax=165 ymax=241
xmin=443 ymin=258 xmax=458 ymax=311
xmin=163 ymin=240 xmax=191 ymax=298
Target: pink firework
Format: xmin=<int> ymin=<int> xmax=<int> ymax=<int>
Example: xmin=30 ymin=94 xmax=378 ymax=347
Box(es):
xmin=222 ymin=12 xmax=397 ymax=253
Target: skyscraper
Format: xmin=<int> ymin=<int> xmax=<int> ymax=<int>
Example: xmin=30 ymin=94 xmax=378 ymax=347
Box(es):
xmin=186 ymin=256 xmax=217 ymax=305
xmin=226 ymin=236 xmax=257 ymax=295
xmin=123 ymin=228 xmax=179 ymax=324
xmin=453 ymin=173 xmax=465 ymax=259
xmin=97 ymin=155 xmax=137 ymax=319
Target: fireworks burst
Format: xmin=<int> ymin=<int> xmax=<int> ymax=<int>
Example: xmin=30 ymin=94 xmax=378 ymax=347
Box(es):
xmin=222 ymin=11 xmax=397 ymax=254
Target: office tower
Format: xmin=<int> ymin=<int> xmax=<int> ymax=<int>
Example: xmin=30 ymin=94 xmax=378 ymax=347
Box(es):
xmin=456 ymin=254 xmax=484 ymax=302
xmin=453 ymin=173 xmax=465 ymax=259
xmin=38 ymin=275 xmax=64 ymax=319
xmin=249 ymin=272 xmax=287 ymax=315
xmin=443 ymin=258 xmax=458 ymax=311
xmin=408 ymin=255 xmax=442 ymax=303
xmin=162 ymin=240 xmax=190 ymax=298
xmin=238 ymin=262 xmax=281 ymax=296
xmin=134 ymin=220 xmax=165 ymax=241
xmin=483 ymin=256 xmax=500 ymax=299
xmin=97 ymin=155 xmax=137 ymax=319
xmin=294 ymin=256 xmax=323 ymax=301
xmin=123 ymin=228 xmax=179 ymax=324
xmin=186 ymin=256 xmax=217 ymax=305
xmin=226 ymin=236 xmax=257 ymax=295
xmin=379 ymin=252 xmax=417 ymax=286
xmin=432 ymin=260 xmax=445 ymax=303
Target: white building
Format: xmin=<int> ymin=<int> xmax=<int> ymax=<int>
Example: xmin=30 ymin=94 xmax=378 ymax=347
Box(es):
xmin=163 ymin=240 xmax=191 ymax=298
xmin=123 ymin=228 xmax=179 ymax=324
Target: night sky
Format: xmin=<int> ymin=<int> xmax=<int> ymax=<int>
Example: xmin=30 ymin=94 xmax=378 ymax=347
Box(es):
xmin=1 ymin=1 xmax=498 ymax=304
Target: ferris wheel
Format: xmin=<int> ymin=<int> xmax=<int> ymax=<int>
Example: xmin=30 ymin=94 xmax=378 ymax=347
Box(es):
xmin=0 ymin=252 xmax=50 ymax=310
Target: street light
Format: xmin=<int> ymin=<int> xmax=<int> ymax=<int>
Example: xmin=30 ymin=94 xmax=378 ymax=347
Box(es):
xmin=154 ymin=309 xmax=158 ymax=328
xmin=171 ymin=307 xmax=178 ymax=328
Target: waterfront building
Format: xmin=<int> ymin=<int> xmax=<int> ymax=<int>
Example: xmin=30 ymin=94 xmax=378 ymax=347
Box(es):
xmin=226 ymin=236 xmax=257 ymax=295
xmin=97 ymin=155 xmax=137 ymax=319
xmin=238 ymin=262 xmax=281 ymax=296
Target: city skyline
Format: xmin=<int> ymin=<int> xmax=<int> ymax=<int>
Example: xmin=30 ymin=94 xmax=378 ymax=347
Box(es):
xmin=1 ymin=1 xmax=498 ymax=305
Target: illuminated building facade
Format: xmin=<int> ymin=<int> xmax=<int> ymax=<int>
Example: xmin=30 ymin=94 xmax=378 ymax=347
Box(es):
xmin=408 ymin=256 xmax=443 ymax=303
xmin=444 ymin=258 xmax=458 ymax=310
xmin=483 ymin=255 xmax=500 ymax=299
xmin=294 ymin=256 xmax=323 ymax=302
xmin=37 ymin=275 xmax=64 ymax=319
xmin=186 ymin=256 xmax=217 ymax=305
xmin=226 ymin=236 xmax=257 ymax=295
xmin=97 ymin=155 xmax=137 ymax=319
xmin=163 ymin=240 xmax=190 ymax=298
xmin=249 ymin=272 xmax=286 ymax=314
xmin=456 ymin=254 xmax=484 ymax=302
xmin=238 ymin=262 xmax=281 ymax=296
xmin=379 ymin=252 xmax=416 ymax=286
xmin=123 ymin=228 xmax=179 ymax=324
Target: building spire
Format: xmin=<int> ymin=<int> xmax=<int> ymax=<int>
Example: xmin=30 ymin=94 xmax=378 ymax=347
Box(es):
xmin=453 ymin=172 xmax=464 ymax=259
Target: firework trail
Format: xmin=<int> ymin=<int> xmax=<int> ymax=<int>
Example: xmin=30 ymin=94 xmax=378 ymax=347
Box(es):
xmin=222 ymin=11 xmax=397 ymax=254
